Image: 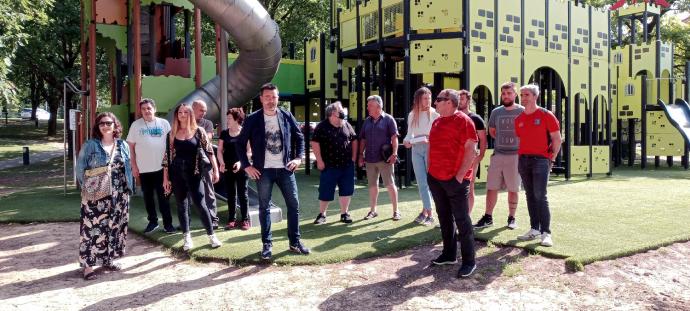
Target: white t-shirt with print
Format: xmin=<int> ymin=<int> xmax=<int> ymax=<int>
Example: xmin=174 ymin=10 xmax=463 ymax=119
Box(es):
xmin=126 ymin=117 xmax=171 ymax=173
xmin=263 ymin=114 xmax=284 ymax=168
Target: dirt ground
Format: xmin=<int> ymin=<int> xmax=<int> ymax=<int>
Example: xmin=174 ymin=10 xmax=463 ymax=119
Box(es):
xmin=1 ymin=222 xmax=689 ymax=311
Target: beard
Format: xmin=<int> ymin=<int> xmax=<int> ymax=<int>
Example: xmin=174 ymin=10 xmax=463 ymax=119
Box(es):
xmin=501 ymin=99 xmax=514 ymax=107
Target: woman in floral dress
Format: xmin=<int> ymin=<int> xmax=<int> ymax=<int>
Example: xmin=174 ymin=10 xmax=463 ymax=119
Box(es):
xmin=76 ymin=112 xmax=133 ymax=280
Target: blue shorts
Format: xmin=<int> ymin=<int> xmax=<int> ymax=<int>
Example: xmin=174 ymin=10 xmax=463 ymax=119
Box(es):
xmin=318 ymin=162 xmax=355 ymax=201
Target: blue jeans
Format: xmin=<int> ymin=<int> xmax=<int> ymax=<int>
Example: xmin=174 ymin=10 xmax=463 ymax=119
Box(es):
xmin=411 ymin=144 xmax=433 ymax=211
xmin=518 ymin=156 xmax=551 ymax=234
xmin=256 ymin=168 xmax=301 ymax=245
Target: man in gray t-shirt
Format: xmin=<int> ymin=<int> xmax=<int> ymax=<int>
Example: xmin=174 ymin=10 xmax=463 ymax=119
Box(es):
xmin=474 ymin=82 xmax=524 ymax=231
xmin=193 ymin=99 xmax=219 ymax=228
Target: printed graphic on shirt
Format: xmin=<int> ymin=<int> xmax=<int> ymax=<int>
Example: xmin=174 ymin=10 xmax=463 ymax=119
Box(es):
xmin=264 ymin=114 xmax=284 ymax=168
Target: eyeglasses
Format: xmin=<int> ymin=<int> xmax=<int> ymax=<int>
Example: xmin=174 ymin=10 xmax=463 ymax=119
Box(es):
xmin=99 ymin=121 xmax=114 ymax=127
xmin=435 ymin=97 xmax=449 ymax=102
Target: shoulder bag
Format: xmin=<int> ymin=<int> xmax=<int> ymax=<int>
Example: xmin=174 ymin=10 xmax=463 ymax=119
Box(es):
xmin=81 ymin=143 xmax=117 ymax=202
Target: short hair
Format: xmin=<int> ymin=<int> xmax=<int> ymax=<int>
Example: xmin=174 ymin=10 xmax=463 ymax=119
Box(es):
xmin=227 ymin=108 xmax=245 ymax=125
xmin=520 ymin=84 xmax=541 ymax=98
xmin=260 ymin=83 xmax=278 ymax=95
xmin=500 ymin=81 xmax=517 ymax=92
xmin=92 ymin=112 xmax=123 ymax=139
xmin=325 ymin=101 xmax=343 ymax=118
xmin=192 ymin=99 xmax=207 ymax=108
xmin=457 ymin=89 xmax=471 ymax=100
xmin=366 ymin=95 xmax=383 ymax=108
xmin=139 ymin=98 xmax=156 ymax=108
xmin=440 ymin=89 xmax=460 ymax=108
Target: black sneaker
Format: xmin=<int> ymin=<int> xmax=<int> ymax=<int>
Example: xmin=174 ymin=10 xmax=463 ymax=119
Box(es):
xmin=261 ymin=243 xmax=272 ymax=260
xmin=289 ymin=241 xmax=311 ymax=255
xmin=473 ymin=214 xmax=493 ymax=229
xmin=164 ymin=225 xmax=176 ymax=234
xmin=143 ymin=223 xmax=159 ymax=234
xmin=313 ymin=213 xmax=327 ymax=225
xmin=340 ymin=213 xmax=353 ymax=224
xmin=212 ymin=221 xmax=219 ymax=230
xmin=431 ymin=254 xmax=458 ymax=265
xmin=457 ymin=263 xmax=477 ymax=278
xmin=507 ymin=216 xmax=518 ymax=229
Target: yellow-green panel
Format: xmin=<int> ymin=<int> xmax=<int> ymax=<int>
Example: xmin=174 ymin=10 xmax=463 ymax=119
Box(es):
xmin=618 ymin=3 xmax=660 ymax=17
xmin=340 ymin=16 xmax=357 ymax=51
xmin=382 ymin=0 xmax=404 ymax=37
xmin=592 ymin=60 xmax=608 ymax=102
xmin=592 ymin=146 xmax=609 ymax=174
xmin=612 ymin=46 xmax=630 ymax=78
xmin=306 ymin=38 xmax=321 ymax=93
xmin=395 ymin=62 xmax=404 ymax=80
xmin=524 ymin=0 xmax=546 ymax=52
xmin=141 ymin=76 xmax=196 ymax=113
xmin=444 ymin=76 xmax=460 ymax=90
xmin=324 ymin=49 xmax=338 ymax=99
xmin=422 ymin=73 xmax=434 ymax=84
xmin=497 ymin=46 xmax=521 ymax=87
xmin=141 ymin=0 xmax=193 ymax=11
xmin=631 ymin=42 xmax=656 ymax=77
xmin=524 ymin=50 xmax=568 ymax=87
xmin=412 ymin=0 xmax=461 ymax=31
xmin=469 ymin=41 xmax=494 ymax=96
xmin=96 ymin=24 xmax=127 ymax=54
xmin=570 ymin=146 xmax=590 ymax=175
xmin=660 ymin=70 xmax=671 ymax=104
xmin=591 ymin=8 xmax=609 ymax=61
xmin=617 ymin=77 xmax=641 ymax=119
xmin=646 ymin=133 xmax=685 ymax=156
xmin=468 ymin=0 xmax=494 ymax=44
xmin=647 ymin=111 xmax=679 ymax=134
xmin=359 ymin=1 xmax=379 ymax=44
xmin=547 ymin=0 xmax=569 ymax=56
xmin=294 ymin=105 xmax=305 ymax=122
xmin=349 ymin=92 xmax=359 ymax=121
xmin=660 ymin=42 xmax=673 ymax=73
xmin=571 ymin=55 xmax=589 ymax=97
xmin=475 ymin=149 xmax=494 ymax=183
xmin=410 ymin=39 xmax=463 ymax=74
xmin=495 ymin=0 xmax=520 ymax=49
xmin=570 ymin=3 xmax=590 ymax=59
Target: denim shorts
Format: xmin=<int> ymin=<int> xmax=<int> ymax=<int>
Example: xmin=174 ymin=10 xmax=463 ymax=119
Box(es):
xmin=318 ymin=162 xmax=355 ymax=201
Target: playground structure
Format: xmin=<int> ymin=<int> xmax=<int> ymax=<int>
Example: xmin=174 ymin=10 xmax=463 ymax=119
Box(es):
xmin=77 ymin=0 xmax=690 ymax=185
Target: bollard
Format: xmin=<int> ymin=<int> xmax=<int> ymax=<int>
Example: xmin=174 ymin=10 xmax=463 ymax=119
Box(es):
xmin=23 ymin=146 xmax=29 ymax=165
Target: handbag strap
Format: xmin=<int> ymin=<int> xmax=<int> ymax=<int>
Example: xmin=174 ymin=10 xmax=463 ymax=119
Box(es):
xmin=107 ymin=141 xmax=117 ymax=166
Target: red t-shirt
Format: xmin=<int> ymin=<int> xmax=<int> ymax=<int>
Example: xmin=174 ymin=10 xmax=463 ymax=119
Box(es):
xmin=428 ymin=112 xmax=478 ymax=181
xmin=514 ymin=108 xmax=560 ymax=159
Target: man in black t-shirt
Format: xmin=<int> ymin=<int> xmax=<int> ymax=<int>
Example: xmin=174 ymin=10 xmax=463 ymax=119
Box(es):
xmin=311 ymin=102 xmax=359 ymax=224
xmin=458 ymin=90 xmax=488 ymax=213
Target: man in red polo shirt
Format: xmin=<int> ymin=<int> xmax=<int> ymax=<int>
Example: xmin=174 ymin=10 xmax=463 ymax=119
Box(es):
xmin=514 ymin=84 xmax=562 ymax=247
xmin=427 ymin=88 xmax=478 ymax=278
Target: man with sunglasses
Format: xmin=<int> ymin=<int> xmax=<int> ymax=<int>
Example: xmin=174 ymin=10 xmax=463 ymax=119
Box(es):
xmin=427 ymin=89 xmax=478 ymax=278
xmin=126 ymin=98 xmax=174 ymax=234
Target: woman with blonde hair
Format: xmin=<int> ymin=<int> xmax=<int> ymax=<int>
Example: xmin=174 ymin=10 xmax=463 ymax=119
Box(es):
xmin=163 ymin=104 xmax=221 ymax=251
xmin=76 ymin=112 xmax=133 ymax=280
xmin=403 ymin=86 xmax=440 ymax=226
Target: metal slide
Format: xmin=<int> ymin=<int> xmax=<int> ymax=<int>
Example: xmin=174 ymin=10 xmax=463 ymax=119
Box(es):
xmin=658 ymin=99 xmax=690 ymax=146
xmin=178 ymin=0 xmax=282 ymax=121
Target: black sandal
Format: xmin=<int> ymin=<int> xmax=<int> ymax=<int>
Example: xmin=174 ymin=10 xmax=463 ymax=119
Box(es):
xmin=83 ymin=269 xmax=97 ymax=280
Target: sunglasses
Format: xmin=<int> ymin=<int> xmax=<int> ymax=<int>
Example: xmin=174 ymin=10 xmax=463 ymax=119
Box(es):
xmin=435 ymin=97 xmax=449 ymax=102
xmin=99 ymin=121 xmax=114 ymax=127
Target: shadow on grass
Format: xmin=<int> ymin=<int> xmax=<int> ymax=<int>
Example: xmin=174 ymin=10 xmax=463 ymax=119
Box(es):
xmin=317 ymin=243 xmax=527 ymax=310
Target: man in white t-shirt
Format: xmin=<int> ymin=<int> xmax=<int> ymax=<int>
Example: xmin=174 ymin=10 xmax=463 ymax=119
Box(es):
xmin=127 ymin=98 xmax=174 ymax=234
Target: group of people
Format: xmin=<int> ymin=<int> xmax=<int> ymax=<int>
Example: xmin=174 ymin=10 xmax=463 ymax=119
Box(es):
xmin=74 ymin=80 xmax=561 ymax=280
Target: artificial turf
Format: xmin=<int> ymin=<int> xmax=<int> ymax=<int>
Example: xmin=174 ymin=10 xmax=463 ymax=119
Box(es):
xmin=1 ymin=165 xmax=689 ymax=270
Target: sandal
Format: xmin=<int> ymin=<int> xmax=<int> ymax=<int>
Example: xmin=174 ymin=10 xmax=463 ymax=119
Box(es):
xmin=104 ymin=262 xmax=122 ymax=271
xmin=364 ymin=211 xmax=378 ymax=220
xmin=83 ymin=268 xmax=97 ymax=280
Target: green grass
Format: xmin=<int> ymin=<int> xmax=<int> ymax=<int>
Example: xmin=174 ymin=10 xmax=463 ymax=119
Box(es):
xmin=1 ymin=164 xmax=690 ymax=269
xmin=0 ymin=119 xmax=64 ymax=160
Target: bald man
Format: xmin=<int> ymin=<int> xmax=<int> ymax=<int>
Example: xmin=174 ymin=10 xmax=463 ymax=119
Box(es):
xmin=192 ymin=100 xmax=219 ymax=229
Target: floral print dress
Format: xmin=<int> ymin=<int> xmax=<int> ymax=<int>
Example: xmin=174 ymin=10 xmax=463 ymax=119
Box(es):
xmin=79 ymin=147 xmax=130 ymax=267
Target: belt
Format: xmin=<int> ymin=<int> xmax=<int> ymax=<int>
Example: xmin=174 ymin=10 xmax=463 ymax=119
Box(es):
xmin=519 ymin=154 xmax=548 ymax=160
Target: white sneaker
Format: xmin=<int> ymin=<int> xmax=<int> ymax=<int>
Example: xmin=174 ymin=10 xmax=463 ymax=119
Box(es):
xmin=183 ymin=233 xmax=194 ymax=251
xmin=540 ymin=233 xmax=553 ymax=247
xmin=517 ymin=229 xmax=541 ymax=241
xmin=209 ymin=234 xmax=222 ymax=248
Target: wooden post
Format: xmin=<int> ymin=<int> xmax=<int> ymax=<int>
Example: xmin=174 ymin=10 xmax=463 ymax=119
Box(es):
xmin=194 ymin=6 xmax=202 ymax=88
xmin=89 ymin=0 xmax=97 ymax=134
xmin=133 ymin=0 xmax=142 ymax=117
